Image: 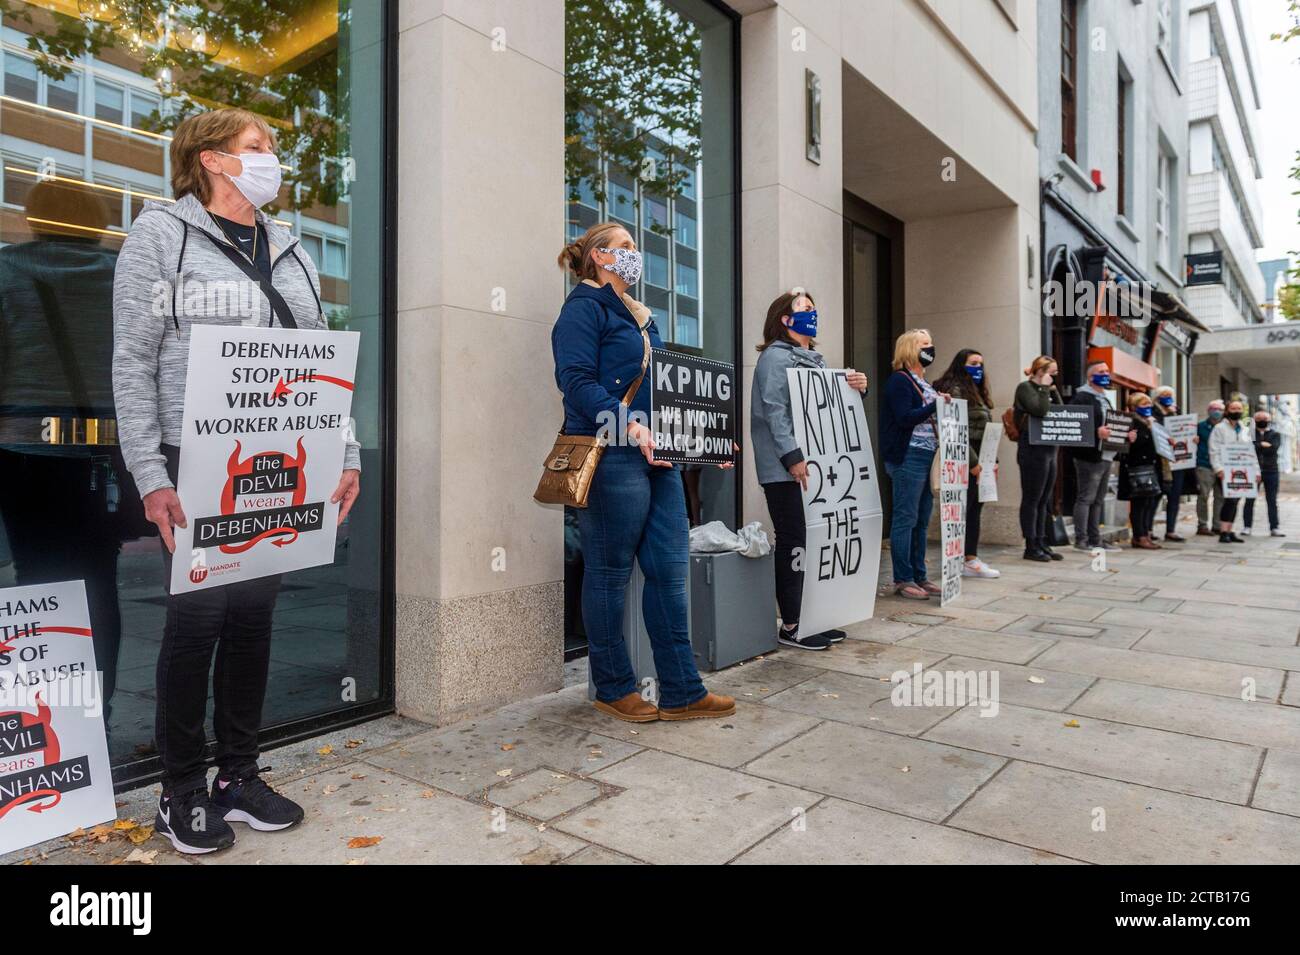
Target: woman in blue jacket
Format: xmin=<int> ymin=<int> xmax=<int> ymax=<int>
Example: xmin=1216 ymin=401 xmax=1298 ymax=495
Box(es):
xmin=880 ymin=329 xmax=946 ymax=599
xmin=750 ymin=289 xmax=868 ymax=650
xmin=551 ymin=222 xmax=734 ymax=724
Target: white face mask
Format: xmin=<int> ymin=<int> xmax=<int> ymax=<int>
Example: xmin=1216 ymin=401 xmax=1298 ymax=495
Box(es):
xmin=216 ymin=151 xmax=282 ymax=208
xmin=597 ymin=247 xmax=643 ymax=286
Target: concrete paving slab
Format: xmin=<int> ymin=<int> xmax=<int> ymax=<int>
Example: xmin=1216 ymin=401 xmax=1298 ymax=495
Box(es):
xmin=1027 ymin=640 xmax=1285 ymax=700
xmin=999 ymin=614 xmax=1147 ymax=649
xmin=731 ymin=797 xmax=1081 ymax=865
xmin=533 ymin=694 xmax=821 ymax=768
xmin=703 ymin=656 xmax=820 ymax=700
xmin=201 ymin=765 xmax=587 ymax=864
xmin=980 ymin=595 xmax=1109 ymax=622
xmin=911 ymin=607 xmax=1028 ymax=632
xmin=1059 ymin=593 xmax=1184 ymax=614
xmin=1146 ymin=585 xmax=1300 ymax=613
xmin=1169 ymin=600 xmax=1300 ymax=636
xmin=744 ymin=721 xmax=1006 ymax=822
xmin=1284 ymin=673 xmax=1300 ymax=708
xmin=1071 ymin=679 xmax=1300 ymax=752
xmin=923 ymin=702 xmax=1260 ymax=803
xmin=1251 ymin=750 xmax=1300 ymax=818
xmin=560 ymin=845 xmax=644 ymax=864
xmin=486 ymin=768 xmax=604 ymax=821
xmin=760 ymin=668 xmax=960 ymax=735
xmin=360 ymin=710 xmax=641 ymax=797
xmin=897 ymin=625 xmax=1055 ymax=665
xmin=782 ymin=639 xmax=950 ymax=680
xmin=552 ymin=749 xmax=816 ymax=865
xmin=931 ymin=655 xmax=1096 ymax=711
xmin=1133 ymin=629 xmax=1300 ymax=669
xmin=842 ymin=617 xmax=932 ymax=644
xmin=950 ymin=761 xmax=1300 ymax=864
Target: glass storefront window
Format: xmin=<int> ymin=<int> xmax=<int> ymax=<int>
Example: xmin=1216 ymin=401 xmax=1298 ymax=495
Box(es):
xmin=562 ymin=0 xmax=737 ymax=651
xmin=0 ymin=0 xmax=391 ymax=784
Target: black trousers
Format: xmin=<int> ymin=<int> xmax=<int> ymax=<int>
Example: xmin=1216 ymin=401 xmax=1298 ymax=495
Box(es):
xmin=1017 ymin=441 xmax=1057 ymax=549
xmin=156 ymin=445 xmax=280 ymax=792
xmin=762 ymin=481 xmax=805 ymax=628
xmin=1162 ymin=469 xmax=1186 ymax=533
xmin=1130 ymin=495 xmax=1159 ymax=540
xmin=964 ymin=467 xmax=983 ymax=557
xmin=1244 ymin=471 xmax=1280 ymax=530
xmin=0 ymin=449 xmax=123 ymax=725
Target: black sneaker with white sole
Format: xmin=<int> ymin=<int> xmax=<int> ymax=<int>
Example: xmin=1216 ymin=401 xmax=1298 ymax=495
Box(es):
xmin=155 ymin=786 xmax=236 ymax=855
xmin=212 ymin=766 xmax=305 ymax=831
xmin=816 ymin=629 xmax=847 ymax=643
xmin=777 ymin=627 xmax=831 ymax=651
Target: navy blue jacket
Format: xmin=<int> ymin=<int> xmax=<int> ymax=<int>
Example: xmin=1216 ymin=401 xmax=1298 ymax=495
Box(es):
xmin=551 ymin=281 xmax=662 ymax=436
xmin=880 ymin=369 xmax=937 ymax=467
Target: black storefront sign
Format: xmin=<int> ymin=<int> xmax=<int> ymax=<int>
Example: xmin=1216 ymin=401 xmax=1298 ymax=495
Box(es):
xmin=649 ymin=349 xmax=736 ymax=465
xmin=1102 ymin=410 xmax=1132 ymax=454
xmin=1028 ymin=405 xmax=1097 ymax=448
xmin=1185 ymin=251 xmax=1223 ymax=286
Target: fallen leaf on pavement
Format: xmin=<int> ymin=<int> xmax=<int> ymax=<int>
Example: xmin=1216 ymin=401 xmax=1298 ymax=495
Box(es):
xmin=347 ymin=836 xmax=382 ymax=849
xmin=317 ymin=744 xmax=334 ymax=756
xmin=345 ymin=739 xmax=363 ymax=749
xmin=124 ymin=848 xmax=157 ymax=865
xmin=1028 ymin=676 xmax=1046 ymax=684
xmin=323 ymin=784 xmax=338 ymax=795
xmin=495 ymin=768 xmax=512 ymax=777
xmin=126 ymin=826 xmax=154 ymax=845
xmin=500 ymin=743 xmax=515 ymax=751
xmin=900 ymin=765 xmax=910 ymax=773
xmin=1063 ymin=719 xmax=1080 ymax=728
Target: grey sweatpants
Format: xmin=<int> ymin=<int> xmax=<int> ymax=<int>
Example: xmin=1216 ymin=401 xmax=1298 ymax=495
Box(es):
xmin=1195 ymin=466 xmax=1223 ymax=528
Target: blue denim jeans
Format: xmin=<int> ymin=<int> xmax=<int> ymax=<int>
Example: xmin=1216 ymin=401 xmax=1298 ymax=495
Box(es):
xmin=575 ymin=447 xmax=707 ymax=709
xmin=885 ymin=444 xmax=935 ymax=585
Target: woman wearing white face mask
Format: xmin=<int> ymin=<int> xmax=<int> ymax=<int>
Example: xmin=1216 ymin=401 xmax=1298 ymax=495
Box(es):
xmin=112 ymin=108 xmax=361 ymax=854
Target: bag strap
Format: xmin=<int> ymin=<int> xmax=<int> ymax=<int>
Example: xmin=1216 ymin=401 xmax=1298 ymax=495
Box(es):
xmin=554 ymin=316 xmax=653 ymax=436
xmin=191 ymin=223 xmax=298 ymax=329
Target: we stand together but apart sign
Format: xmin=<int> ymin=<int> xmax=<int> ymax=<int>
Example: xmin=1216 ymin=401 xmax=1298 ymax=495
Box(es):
xmin=170 ymin=325 xmax=360 ymax=594
xmin=786 ymin=369 xmax=883 ymax=636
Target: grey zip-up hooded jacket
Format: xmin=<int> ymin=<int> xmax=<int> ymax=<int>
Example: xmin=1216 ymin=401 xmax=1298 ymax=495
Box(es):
xmin=750 ymin=340 xmax=826 ymax=485
xmin=111 ymin=193 xmax=361 ymax=498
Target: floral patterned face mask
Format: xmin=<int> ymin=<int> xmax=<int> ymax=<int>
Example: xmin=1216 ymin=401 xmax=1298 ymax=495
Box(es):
xmin=597 ymin=247 xmax=643 ymax=285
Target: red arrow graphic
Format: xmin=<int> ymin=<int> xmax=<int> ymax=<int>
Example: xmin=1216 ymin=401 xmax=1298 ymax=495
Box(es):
xmin=275 ymin=374 xmax=354 ymax=394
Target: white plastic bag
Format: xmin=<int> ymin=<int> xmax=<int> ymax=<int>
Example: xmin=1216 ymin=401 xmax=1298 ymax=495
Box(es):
xmin=688 ymin=520 xmax=771 ymax=557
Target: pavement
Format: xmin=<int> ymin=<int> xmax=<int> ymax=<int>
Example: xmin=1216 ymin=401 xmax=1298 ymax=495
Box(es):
xmin=9 ymin=475 xmax=1300 ymax=865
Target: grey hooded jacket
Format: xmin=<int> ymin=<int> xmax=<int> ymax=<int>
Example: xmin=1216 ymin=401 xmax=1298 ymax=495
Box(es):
xmin=111 ymin=194 xmax=360 ymax=498
xmin=750 ymin=340 xmax=826 ymax=484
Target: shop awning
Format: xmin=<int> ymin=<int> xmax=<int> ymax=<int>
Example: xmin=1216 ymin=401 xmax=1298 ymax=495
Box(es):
xmin=1196 ymin=323 xmax=1300 ymax=394
xmin=1150 ymin=289 xmax=1212 ymax=334
xmin=1088 ymin=346 xmax=1159 ymax=391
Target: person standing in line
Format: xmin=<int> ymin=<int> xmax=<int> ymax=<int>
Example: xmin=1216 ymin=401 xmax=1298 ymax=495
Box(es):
xmin=552 ymin=220 xmax=735 ymax=723
xmin=1119 ymin=393 xmax=1162 ymax=548
xmin=1194 ymin=399 xmax=1225 ymax=536
xmin=880 ymin=329 xmax=947 ymax=599
xmin=933 ymin=349 xmax=1000 ymax=579
xmin=1151 ymin=385 xmax=1187 ymax=542
xmin=751 ymin=289 xmax=867 ymax=649
xmin=1067 ymin=359 xmax=1133 ymax=552
xmin=1245 ymin=409 xmax=1285 ymax=537
xmin=1209 ymin=398 xmax=1253 ymax=544
xmin=1013 ymin=356 xmax=1064 ymax=562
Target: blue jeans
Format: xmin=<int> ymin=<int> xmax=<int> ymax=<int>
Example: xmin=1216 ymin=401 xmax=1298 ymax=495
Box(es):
xmin=885 ymin=444 xmax=934 ymax=585
xmin=575 ymin=447 xmax=707 ymax=709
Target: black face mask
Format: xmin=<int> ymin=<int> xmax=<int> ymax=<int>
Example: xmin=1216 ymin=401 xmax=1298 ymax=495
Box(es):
xmin=918 ymin=346 xmax=936 ymax=368
xmin=1226 ymin=411 xmax=1243 ymax=421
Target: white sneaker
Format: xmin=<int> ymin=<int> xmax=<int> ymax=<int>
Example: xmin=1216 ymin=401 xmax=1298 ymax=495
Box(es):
xmin=1242 ymin=527 xmax=1252 ymax=536
xmin=962 ymin=558 xmax=1001 ymax=579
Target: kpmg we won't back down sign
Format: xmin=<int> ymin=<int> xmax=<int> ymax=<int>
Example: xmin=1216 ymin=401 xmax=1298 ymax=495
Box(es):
xmin=649 ymin=349 xmax=736 ymax=465
xmin=786 ymin=368 xmax=883 ymax=636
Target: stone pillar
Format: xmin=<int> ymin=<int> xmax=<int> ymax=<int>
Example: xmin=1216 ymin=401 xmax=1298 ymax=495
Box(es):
xmin=394 ymin=1 xmax=566 ymax=724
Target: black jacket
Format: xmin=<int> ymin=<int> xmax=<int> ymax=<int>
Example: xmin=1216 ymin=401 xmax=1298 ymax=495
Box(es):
xmin=1118 ymin=419 xmax=1158 ymax=500
xmin=1255 ymin=427 xmax=1282 ymax=472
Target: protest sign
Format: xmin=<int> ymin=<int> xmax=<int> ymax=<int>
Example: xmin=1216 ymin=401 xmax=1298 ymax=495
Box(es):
xmin=170 ymin=325 xmax=360 ymax=595
xmin=1028 ymin=405 xmax=1096 ymax=448
xmin=649 ymin=349 xmax=735 ymax=465
xmin=1102 ymin=410 xmax=1133 ymax=454
xmin=977 ymin=421 xmax=1001 ymax=503
xmin=1222 ymin=444 xmax=1259 ymax=499
xmin=1164 ymin=414 xmax=1198 ymax=471
xmin=0 ymin=580 xmax=115 ymax=855
xmin=786 ymin=368 xmax=883 ymax=636
xmin=938 ymin=398 xmax=969 ymax=605
xmin=1152 ymin=422 xmax=1175 ymax=461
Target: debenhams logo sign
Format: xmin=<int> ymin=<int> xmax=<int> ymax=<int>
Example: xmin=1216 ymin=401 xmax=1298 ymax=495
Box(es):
xmin=49 ymin=885 xmax=151 ymax=935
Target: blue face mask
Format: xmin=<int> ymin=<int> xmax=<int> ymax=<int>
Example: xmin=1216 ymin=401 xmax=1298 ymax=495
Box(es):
xmin=1157 ymin=395 xmax=1174 ymax=406
xmin=1136 ymin=406 xmax=1154 ymax=417
xmin=1208 ymin=409 xmax=1224 ymax=421
xmin=965 ymin=365 xmax=984 ymax=383
xmin=788 ymin=309 xmax=818 ymax=337
xmin=1090 ymin=373 xmax=1111 ymax=388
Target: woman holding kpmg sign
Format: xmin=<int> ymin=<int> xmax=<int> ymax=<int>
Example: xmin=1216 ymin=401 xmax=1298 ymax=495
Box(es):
xmin=112 ymin=109 xmax=360 ymax=854
xmin=751 ymin=290 xmax=868 ymax=650
xmin=549 ymin=221 xmax=734 ymax=723
xmin=1013 ymin=356 xmax=1064 ymax=562
xmin=880 ymin=329 xmax=948 ymax=599
xmin=934 ymin=350 xmax=1000 ymax=580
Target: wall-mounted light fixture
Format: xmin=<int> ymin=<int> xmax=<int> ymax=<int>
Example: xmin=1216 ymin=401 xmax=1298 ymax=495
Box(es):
xmin=806 ymin=68 xmax=821 ymax=165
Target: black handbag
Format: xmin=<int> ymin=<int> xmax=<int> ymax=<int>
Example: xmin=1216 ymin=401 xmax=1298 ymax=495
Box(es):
xmin=1125 ymin=464 xmax=1162 ymax=498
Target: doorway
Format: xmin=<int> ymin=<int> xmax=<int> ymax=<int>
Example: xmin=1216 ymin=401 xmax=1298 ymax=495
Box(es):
xmin=844 ymin=193 xmax=903 ymax=528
